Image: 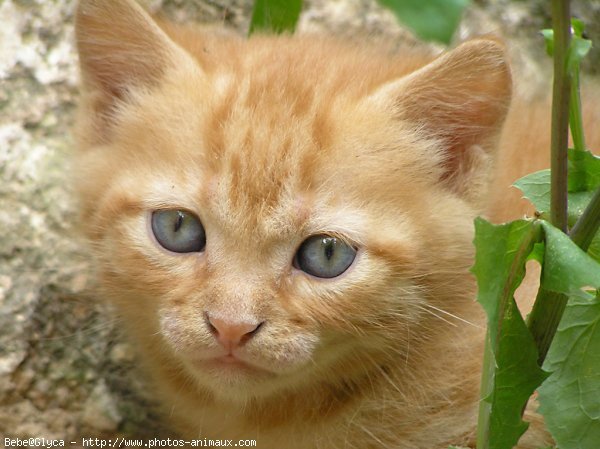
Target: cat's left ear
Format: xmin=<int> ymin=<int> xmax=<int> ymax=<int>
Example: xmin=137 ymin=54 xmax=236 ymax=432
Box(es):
xmin=369 ymin=39 xmax=512 ymax=203
xmin=75 ymin=0 xmax=202 ymax=140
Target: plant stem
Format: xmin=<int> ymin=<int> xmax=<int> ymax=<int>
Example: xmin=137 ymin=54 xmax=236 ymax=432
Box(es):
xmin=570 ymin=187 xmax=600 ymax=251
xmin=549 ymin=0 xmax=571 ymax=233
xmin=528 ymin=184 xmax=600 ymax=375
xmin=569 ymin=65 xmax=586 ymax=152
xmin=527 ymin=0 xmax=572 ymax=367
xmin=527 ymin=288 xmax=568 ymax=365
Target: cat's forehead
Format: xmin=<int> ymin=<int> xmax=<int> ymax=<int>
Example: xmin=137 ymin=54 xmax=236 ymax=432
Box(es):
xmin=193 ymin=71 xmax=341 ymax=234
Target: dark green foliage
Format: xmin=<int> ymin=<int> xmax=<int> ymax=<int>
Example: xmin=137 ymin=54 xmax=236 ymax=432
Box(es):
xmin=538 ymin=293 xmax=600 ymax=449
xmin=473 ymin=219 xmax=548 ymax=449
xmin=473 ymin=216 xmax=600 ymax=449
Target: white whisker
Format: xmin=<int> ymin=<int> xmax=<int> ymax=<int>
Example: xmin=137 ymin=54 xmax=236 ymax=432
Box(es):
xmin=424 ymin=303 xmax=483 ymax=329
xmin=416 ymin=305 xmax=459 ymax=327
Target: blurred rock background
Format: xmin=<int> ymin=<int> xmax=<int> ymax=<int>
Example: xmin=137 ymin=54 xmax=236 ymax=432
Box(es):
xmin=0 ymin=0 xmax=598 ymax=442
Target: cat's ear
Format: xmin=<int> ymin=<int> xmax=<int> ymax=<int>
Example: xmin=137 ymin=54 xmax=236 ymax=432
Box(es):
xmin=75 ymin=0 xmax=200 ymax=134
xmin=369 ymin=39 xmax=512 ymax=202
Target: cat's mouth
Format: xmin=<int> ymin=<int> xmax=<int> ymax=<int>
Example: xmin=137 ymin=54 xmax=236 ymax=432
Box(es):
xmin=193 ymin=354 xmax=274 ymax=376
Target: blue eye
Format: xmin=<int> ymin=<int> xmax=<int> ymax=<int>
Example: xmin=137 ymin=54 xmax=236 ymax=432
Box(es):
xmin=151 ymin=210 xmax=206 ymax=253
xmin=294 ymin=235 xmax=356 ymax=278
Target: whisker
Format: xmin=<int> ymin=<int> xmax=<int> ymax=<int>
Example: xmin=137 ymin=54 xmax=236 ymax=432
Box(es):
xmin=415 ymin=305 xmax=458 ymax=327
xmin=424 ymin=303 xmax=483 ymax=329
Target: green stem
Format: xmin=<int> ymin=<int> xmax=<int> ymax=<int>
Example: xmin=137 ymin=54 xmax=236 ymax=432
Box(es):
xmin=527 ymin=184 xmax=600 ymax=365
xmin=569 ymin=65 xmax=586 ymax=152
xmin=570 ymin=187 xmax=600 ymax=251
xmin=527 ymin=0 xmax=572 ymax=368
xmin=549 ymin=0 xmax=571 ymax=233
xmin=527 ymin=288 xmax=568 ymax=365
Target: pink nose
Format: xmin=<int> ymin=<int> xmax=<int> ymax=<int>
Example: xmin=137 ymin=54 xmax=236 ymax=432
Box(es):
xmin=206 ymin=314 xmax=262 ymax=350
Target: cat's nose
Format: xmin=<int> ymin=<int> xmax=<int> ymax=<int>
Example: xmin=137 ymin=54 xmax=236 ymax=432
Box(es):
xmin=206 ymin=313 xmax=263 ymax=350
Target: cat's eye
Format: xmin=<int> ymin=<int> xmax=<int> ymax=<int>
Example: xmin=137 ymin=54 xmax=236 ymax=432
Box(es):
xmin=151 ymin=209 xmax=206 ymax=253
xmin=294 ymin=235 xmax=357 ymax=279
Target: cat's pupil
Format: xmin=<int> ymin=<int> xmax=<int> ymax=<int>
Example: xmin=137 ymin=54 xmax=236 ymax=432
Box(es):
xmin=323 ymin=238 xmax=335 ymax=260
xmin=173 ymin=211 xmax=184 ymax=233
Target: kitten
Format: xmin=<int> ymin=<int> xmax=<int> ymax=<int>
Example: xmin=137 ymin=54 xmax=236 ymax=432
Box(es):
xmin=73 ymin=0 xmax=588 ymax=447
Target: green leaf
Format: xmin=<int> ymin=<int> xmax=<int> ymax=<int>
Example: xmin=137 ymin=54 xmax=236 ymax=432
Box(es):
xmin=514 ymin=174 xmax=592 ymax=227
xmin=588 ymin=233 xmax=600 ymax=263
xmin=473 ymin=218 xmax=548 ymax=449
xmin=542 ymin=19 xmax=592 ymax=66
xmin=541 ymin=29 xmax=554 ymax=57
xmin=249 ymin=0 xmax=302 ymax=35
xmin=568 ymin=149 xmax=600 ymax=193
xmin=566 ymin=18 xmax=592 ymax=73
xmin=514 ymin=150 xmax=600 ymax=233
xmin=572 ymin=18 xmax=585 ymax=38
xmin=569 ymin=191 xmax=596 ymax=223
xmin=376 ymin=0 xmax=469 ymax=45
xmin=528 ymin=242 xmax=546 ymax=264
xmin=540 ymin=221 xmax=600 ymax=299
xmin=514 ymin=169 xmax=551 ymax=213
xmin=567 ymin=37 xmax=593 ymax=74
xmin=474 ymin=219 xmax=539 ymax=330
xmin=535 ymin=221 xmax=600 ymax=449
xmin=538 ymin=292 xmax=600 ymax=449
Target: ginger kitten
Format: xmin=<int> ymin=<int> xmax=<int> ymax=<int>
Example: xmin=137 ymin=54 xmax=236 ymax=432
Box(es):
xmin=73 ymin=0 xmax=565 ymax=447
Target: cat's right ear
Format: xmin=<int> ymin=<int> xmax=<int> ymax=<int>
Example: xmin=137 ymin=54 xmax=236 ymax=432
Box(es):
xmin=75 ymin=0 xmax=200 ymax=139
xmin=365 ymin=39 xmax=512 ymax=205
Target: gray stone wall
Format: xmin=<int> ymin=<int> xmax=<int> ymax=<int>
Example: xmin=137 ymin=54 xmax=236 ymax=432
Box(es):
xmin=0 ymin=0 xmax=597 ymax=442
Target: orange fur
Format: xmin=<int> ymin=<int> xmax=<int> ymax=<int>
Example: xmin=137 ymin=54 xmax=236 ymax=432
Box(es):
xmin=73 ymin=0 xmax=598 ymax=447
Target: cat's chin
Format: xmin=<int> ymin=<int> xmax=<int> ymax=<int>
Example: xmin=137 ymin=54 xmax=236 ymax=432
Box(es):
xmin=194 ymin=355 xmax=275 ymax=377
xmin=182 ymin=355 xmax=296 ymax=400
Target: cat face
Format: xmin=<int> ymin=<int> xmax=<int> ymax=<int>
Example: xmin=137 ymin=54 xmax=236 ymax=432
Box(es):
xmin=76 ymin=66 xmax=430 ymax=399
xmin=74 ymin=0 xmax=511 ymax=401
